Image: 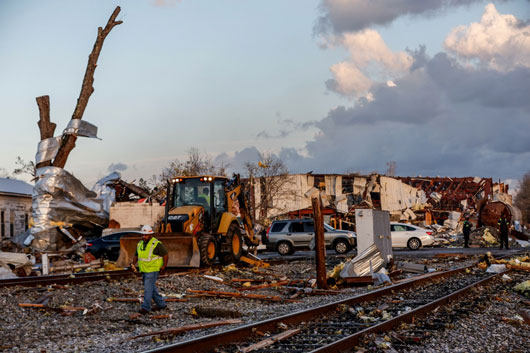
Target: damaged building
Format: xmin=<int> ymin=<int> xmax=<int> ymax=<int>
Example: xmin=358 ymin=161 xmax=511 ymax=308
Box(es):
xmin=247 ymin=173 xmax=519 ymax=232
xmin=0 ymin=178 xmax=33 ymax=241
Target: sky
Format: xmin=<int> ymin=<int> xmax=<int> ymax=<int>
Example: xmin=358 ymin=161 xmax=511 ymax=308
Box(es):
xmin=0 ymin=0 xmax=529 ymax=189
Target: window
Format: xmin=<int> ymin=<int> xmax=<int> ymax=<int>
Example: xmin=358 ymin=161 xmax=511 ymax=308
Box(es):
xmin=25 ymin=214 xmax=29 ymax=231
xmin=391 ymin=225 xmax=407 ymax=231
xmin=10 ymin=212 xmax=14 ymax=237
xmin=1 ymin=211 xmax=4 ymax=238
xmin=270 ymin=222 xmax=286 ymax=233
xmin=213 ymin=180 xmax=226 ymax=215
xmin=104 ymin=233 xmax=125 ymax=241
xmin=288 ymin=222 xmax=304 ymax=233
xmin=303 ymin=222 xmax=314 ymax=232
xmin=405 ymin=225 xmax=416 ymax=231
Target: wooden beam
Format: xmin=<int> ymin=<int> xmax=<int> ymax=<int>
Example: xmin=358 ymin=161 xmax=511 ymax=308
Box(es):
xmin=240 ymin=329 xmax=301 ymax=353
xmin=128 ymin=319 xmax=243 ymax=340
xmin=312 ymin=194 xmax=328 ymax=289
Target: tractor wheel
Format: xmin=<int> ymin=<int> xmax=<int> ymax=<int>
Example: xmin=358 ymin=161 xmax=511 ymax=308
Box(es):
xmin=198 ymin=233 xmax=218 ymax=267
xmin=219 ymin=223 xmax=243 ymax=265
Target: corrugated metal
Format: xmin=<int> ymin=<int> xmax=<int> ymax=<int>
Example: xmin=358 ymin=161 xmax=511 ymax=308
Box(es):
xmin=353 ymin=177 xmax=367 ymax=196
xmin=0 ymin=178 xmax=33 ymax=196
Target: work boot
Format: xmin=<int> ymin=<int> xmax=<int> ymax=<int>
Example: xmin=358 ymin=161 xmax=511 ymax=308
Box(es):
xmin=152 ymin=305 xmax=167 ymax=312
xmin=138 ymin=308 xmax=149 ymax=315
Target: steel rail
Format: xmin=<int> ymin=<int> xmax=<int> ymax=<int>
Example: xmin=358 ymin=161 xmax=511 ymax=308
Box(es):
xmin=0 ymin=268 xmax=189 ymax=288
xmin=308 ymin=271 xmax=506 ymax=352
xmin=143 ymin=265 xmax=474 ymax=353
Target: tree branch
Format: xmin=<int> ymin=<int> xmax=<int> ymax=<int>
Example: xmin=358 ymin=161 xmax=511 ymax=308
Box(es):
xmin=53 ymin=6 xmax=122 ymax=168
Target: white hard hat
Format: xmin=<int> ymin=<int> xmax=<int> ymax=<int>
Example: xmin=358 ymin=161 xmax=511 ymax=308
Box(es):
xmin=140 ymin=225 xmax=154 ymax=234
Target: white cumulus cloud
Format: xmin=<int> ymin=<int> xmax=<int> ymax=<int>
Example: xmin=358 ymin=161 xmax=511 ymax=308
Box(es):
xmin=326 ymin=29 xmax=412 ymax=98
xmin=444 ymin=3 xmax=530 ymax=71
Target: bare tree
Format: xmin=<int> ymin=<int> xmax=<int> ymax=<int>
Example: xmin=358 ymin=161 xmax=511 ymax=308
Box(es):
xmin=35 ymin=7 xmax=122 ymax=169
xmin=245 ymin=152 xmax=292 ymax=224
xmin=157 ymin=148 xmax=227 ymax=185
xmin=13 ymin=156 xmax=36 ymax=178
xmin=515 ymin=171 xmax=530 ymax=225
xmin=386 ymin=161 xmax=396 ymax=176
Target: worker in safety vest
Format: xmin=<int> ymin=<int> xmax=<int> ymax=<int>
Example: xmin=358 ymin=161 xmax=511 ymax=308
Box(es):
xmin=130 ymin=225 xmax=169 ymax=314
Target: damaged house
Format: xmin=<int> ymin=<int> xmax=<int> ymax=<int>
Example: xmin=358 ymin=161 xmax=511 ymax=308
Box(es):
xmin=0 ymin=178 xmax=33 ymax=241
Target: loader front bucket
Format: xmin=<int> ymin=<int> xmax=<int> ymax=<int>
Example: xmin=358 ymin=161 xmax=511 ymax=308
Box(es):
xmin=116 ymin=233 xmax=201 ymax=268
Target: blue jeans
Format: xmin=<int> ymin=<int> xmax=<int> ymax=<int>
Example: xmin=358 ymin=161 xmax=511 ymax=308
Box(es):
xmin=141 ymin=271 xmax=166 ymax=311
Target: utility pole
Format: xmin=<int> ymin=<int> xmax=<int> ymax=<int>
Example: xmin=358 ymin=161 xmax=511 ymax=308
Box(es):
xmin=312 ymin=194 xmax=328 ymax=289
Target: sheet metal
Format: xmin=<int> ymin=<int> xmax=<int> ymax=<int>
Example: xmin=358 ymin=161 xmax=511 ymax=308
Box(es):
xmin=35 ymin=136 xmax=62 ymax=164
xmin=63 ymin=119 xmax=99 ymax=139
xmin=31 ymin=166 xmax=109 ymax=250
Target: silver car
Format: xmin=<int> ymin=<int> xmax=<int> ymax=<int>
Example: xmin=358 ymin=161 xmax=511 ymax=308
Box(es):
xmin=265 ymin=219 xmax=357 ymax=255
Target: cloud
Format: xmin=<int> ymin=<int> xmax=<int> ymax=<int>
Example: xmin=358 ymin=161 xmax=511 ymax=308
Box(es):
xmin=325 ymin=29 xmax=413 ymax=97
xmin=444 ymin=4 xmax=530 ymax=71
xmin=108 ymin=162 xmax=128 ymax=172
xmin=152 ymin=0 xmax=181 ymax=7
xmin=214 ymin=147 xmax=262 ymax=175
xmin=314 ymin=0 xmax=484 ymax=35
xmin=276 ymin=43 xmax=530 ymax=180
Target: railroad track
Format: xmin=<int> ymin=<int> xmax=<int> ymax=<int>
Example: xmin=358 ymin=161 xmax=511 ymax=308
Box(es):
xmin=0 ymin=268 xmax=193 ymax=288
xmin=142 ymin=265 xmax=507 ymax=353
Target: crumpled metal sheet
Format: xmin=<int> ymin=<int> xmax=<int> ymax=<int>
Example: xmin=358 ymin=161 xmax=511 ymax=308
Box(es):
xmin=63 ymin=119 xmax=99 ymax=139
xmin=91 ymin=172 xmax=120 ymax=214
xmin=35 ymin=136 xmax=62 ymax=164
xmin=31 ymin=166 xmax=109 ymax=250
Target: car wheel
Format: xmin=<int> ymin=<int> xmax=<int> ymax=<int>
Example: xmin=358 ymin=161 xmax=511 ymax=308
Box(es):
xmin=276 ymin=241 xmax=294 ymax=255
xmin=407 ymin=237 xmax=422 ymax=250
xmin=333 ymin=239 xmax=350 ymax=254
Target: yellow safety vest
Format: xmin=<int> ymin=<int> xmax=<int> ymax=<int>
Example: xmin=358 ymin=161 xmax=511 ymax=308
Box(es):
xmin=137 ymin=237 xmax=163 ymax=273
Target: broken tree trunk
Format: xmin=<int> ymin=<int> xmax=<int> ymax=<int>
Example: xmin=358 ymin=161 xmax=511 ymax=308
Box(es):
xmin=35 ymin=95 xmax=56 ymax=169
xmin=36 ymin=6 xmax=122 ymax=169
xmin=312 ymin=194 xmax=328 ymax=289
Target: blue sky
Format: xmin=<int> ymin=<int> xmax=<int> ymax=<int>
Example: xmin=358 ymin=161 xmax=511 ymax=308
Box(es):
xmin=1 ymin=0 xmax=529 ymax=188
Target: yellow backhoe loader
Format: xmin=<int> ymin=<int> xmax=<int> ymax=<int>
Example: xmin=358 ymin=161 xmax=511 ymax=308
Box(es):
xmin=116 ymin=174 xmax=260 ymax=267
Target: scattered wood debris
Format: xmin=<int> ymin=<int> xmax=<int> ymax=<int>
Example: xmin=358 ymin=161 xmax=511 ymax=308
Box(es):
xmin=240 ymin=329 xmax=301 ymax=352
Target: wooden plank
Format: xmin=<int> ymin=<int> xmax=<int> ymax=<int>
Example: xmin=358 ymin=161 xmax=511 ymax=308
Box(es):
xmin=239 ymin=255 xmax=270 ymax=268
xmin=343 ymin=276 xmax=374 ymax=284
xmin=186 ymin=289 xmax=288 ymax=302
xmin=237 ymin=280 xmax=290 ymax=291
xmin=240 ymin=329 xmax=301 ymax=353
xmin=129 ymin=319 xmax=243 ymax=340
xmin=18 ymin=303 xmax=46 ymax=308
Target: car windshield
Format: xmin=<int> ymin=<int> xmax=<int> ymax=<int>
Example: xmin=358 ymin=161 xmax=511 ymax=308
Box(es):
xmin=172 ymin=179 xmax=211 ymax=207
xmin=324 ymin=223 xmax=334 ymax=231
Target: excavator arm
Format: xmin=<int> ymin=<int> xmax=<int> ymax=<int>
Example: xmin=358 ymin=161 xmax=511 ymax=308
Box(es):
xmin=226 ymin=174 xmax=260 ymax=246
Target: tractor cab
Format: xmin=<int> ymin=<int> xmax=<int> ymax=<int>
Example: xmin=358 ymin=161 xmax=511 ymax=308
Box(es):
xmin=167 ymin=176 xmax=228 ymax=233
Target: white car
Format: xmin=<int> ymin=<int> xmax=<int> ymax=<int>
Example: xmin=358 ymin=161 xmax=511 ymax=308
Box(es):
xmin=390 ymin=223 xmax=435 ymax=250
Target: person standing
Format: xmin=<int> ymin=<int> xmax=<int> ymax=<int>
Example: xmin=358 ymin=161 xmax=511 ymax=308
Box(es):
xmin=462 ymin=218 xmax=472 ymax=248
xmin=130 ymin=225 xmax=169 ymax=314
xmin=497 ymin=216 xmax=510 ymax=250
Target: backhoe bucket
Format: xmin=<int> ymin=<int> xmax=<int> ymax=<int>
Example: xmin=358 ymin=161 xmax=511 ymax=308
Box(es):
xmin=116 ymin=233 xmax=200 ymax=268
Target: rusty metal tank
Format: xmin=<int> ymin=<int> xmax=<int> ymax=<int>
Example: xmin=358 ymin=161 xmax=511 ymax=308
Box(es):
xmin=478 ymin=201 xmax=522 ymax=227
